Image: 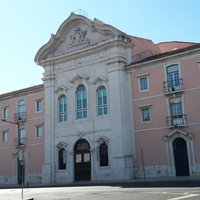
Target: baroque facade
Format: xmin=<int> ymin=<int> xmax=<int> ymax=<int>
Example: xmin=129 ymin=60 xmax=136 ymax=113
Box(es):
xmin=0 ymin=13 xmax=200 ymax=186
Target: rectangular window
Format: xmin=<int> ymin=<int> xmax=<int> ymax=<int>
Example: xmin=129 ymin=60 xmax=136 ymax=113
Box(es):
xmin=139 ymin=76 xmax=149 ymax=92
xmin=169 ymin=98 xmax=185 ymax=126
xmin=165 ymin=64 xmax=181 ymax=92
xmin=19 ymin=127 xmax=26 ymax=145
xmin=36 ymin=126 xmax=43 ymax=138
xmin=2 ymin=107 xmax=8 ymax=119
xmin=36 ymin=99 xmax=42 ymax=112
xmin=141 ymin=107 xmax=151 ymax=122
xmin=2 ymin=130 xmax=8 ymax=143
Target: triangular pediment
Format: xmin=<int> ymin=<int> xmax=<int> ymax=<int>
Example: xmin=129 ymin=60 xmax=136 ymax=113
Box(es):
xmin=70 ymin=73 xmax=89 ymax=84
xmin=164 ymin=129 xmax=192 ymax=141
xmin=35 ymin=13 xmax=131 ymax=65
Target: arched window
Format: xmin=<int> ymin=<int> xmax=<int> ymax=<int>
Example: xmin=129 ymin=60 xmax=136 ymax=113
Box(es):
xmin=58 ymin=95 xmax=67 ymax=122
xmin=96 ymin=86 xmax=108 ymax=116
xmin=76 ymin=84 xmax=87 ymax=119
xmin=58 ymin=148 xmax=66 ymax=170
xmin=99 ymin=142 xmax=108 ymax=167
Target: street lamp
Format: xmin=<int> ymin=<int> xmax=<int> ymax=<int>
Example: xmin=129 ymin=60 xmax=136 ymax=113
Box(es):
xmin=1 ymin=118 xmax=25 ymax=199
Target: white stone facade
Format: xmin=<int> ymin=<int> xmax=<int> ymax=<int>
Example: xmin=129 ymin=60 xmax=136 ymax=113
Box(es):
xmin=35 ymin=13 xmax=134 ymax=184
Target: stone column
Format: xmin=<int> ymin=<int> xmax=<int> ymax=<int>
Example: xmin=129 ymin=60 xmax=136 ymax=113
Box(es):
xmin=42 ymin=65 xmax=55 ymax=184
xmin=107 ymin=58 xmax=133 ymax=179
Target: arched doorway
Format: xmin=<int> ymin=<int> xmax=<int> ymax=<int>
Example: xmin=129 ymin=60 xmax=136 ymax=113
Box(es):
xmin=173 ymin=138 xmax=189 ymax=176
xmin=74 ymin=139 xmax=91 ymax=181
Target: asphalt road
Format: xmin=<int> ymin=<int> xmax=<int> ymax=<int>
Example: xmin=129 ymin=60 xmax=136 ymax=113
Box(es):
xmin=1 ymin=184 xmax=200 ymax=200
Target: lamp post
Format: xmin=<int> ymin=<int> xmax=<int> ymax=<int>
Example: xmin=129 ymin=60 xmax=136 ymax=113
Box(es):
xmin=1 ymin=118 xmax=25 ymax=199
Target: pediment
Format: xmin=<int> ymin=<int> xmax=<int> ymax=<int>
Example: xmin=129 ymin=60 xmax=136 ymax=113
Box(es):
xmin=96 ymin=136 xmax=109 ymax=144
xmin=168 ymin=130 xmax=189 ymax=138
xmin=54 ymin=85 xmax=68 ymax=93
xmin=70 ymin=73 xmax=89 ymax=84
xmin=56 ymin=141 xmax=67 ymax=149
xmin=164 ymin=129 xmax=192 ymax=141
xmin=35 ymin=13 xmax=131 ymax=65
xmin=93 ymin=76 xmax=108 ymax=85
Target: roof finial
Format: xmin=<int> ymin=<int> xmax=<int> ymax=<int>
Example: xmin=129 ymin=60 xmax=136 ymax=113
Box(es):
xmin=73 ymin=9 xmax=88 ymax=17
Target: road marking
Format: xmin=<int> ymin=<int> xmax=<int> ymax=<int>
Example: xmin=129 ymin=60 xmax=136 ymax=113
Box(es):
xmin=167 ymin=194 xmax=200 ymax=200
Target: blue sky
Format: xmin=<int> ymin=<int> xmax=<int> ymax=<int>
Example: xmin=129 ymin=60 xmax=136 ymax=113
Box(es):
xmin=0 ymin=0 xmax=200 ymax=94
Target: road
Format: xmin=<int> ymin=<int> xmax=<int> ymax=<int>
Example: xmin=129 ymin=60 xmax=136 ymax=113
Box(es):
xmin=1 ymin=185 xmax=200 ymax=200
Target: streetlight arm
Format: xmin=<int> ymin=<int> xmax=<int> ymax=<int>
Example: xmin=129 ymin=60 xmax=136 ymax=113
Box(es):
xmin=1 ymin=119 xmax=18 ymax=125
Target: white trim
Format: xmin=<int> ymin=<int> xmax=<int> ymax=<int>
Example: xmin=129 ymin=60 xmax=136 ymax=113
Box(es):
xmin=35 ymin=98 xmax=43 ymax=113
xmin=35 ymin=125 xmax=43 ymax=138
xmin=140 ymin=106 xmax=151 ymax=123
xmin=133 ymin=93 xmax=163 ymax=101
xmin=135 ymin=121 xmax=200 ymax=133
xmin=2 ymin=106 xmax=9 ymax=120
xmin=136 ymin=73 xmax=150 ymax=77
xmin=138 ymin=75 xmax=149 ymax=92
xmin=133 ymin=87 xmax=200 ymax=102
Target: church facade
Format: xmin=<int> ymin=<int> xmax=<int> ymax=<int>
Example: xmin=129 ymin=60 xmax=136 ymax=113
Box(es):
xmin=34 ymin=13 xmax=134 ymax=184
xmin=0 ymin=13 xmax=200 ymax=186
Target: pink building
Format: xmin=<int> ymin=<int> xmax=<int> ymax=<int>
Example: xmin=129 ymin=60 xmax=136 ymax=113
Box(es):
xmin=127 ymin=42 xmax=200 ymax=178
xmin=0 ymin=13 xmax=200 ymax=186
xmin=0 ymin=85 xmax=44 ymax=185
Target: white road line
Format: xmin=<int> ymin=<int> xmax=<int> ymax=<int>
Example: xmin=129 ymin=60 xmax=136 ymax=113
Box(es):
xmin=167 ymin=194 xmax=200 ymax=200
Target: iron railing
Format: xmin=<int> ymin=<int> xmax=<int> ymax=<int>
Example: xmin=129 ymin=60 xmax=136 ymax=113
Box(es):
xmin=166 ymin=114 xmax=186 ymax=127
xmin=13 ymin=112 xmax=27 ymax=123
xmin=163 ymin=79 xmax=183 ymax=94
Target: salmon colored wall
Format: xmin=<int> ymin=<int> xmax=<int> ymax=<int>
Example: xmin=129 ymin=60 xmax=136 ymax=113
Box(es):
xmin=135 ymin=131 xmax=167 ymax=165
xmin=0 ymin=90 xmax=44 ymax=177
xmin=131 ymin=51 xmax=200 ymax=169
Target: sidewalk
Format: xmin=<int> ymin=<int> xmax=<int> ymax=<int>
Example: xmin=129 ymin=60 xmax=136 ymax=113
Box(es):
xmin=1 ymin=177 xmax=200 ymax=200
xmin=1 ymin=176 xmax=200 ymax=189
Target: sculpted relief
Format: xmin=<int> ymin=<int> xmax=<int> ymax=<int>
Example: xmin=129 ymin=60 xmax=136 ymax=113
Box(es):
xmin=69 ymin=27 xmax=90 ymax=46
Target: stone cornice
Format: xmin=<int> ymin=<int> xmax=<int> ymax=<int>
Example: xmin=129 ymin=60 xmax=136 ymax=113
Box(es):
xmin=0 ymin=84 xmax=44 ymax=101
xmin=37 ymin=38 xmax=131 ymax=67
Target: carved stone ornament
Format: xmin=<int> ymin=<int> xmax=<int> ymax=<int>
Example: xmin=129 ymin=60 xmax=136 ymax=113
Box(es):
xmin=56 ymin=141 xmax=67 ymax=149
xmin=96 ymin=136 xmax=109 ymax=144
xmin=70 ymin=73 xmax=89 ymax=84
xmin=70 ymin=27 xmax=89 ymax=45
xmin=54 ymin=85 xmax=68 ymax=93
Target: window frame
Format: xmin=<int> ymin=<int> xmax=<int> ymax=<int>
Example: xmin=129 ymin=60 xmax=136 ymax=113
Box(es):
xmin=166 ymin=64 xmax=181 ymax=92
xmin=36 ymin=99 xmax=42 ymax=112
xmin=99 ymin=142 xmax=109 ymax=167
xmin=140 ymin=106 xmax=151 ymax=123
xmin=96 ymin=86 xmax=108 ymax=116
xmin=138 ymin=76 xmax=149 ymax=92
xmin=58 ymin=95 xmax=67 ymax=122
xmin=76 ymin=84 xmax=87 ymax=119
xmin=58 ymin=148 xmax=66 ymax=170
xmin=2 ymin=106 xmax=8 ymax=119
xmin=36 ymin=125 xmax=43 ymax=138
xmin=2 ymin=130 xmax=8 ymax=143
